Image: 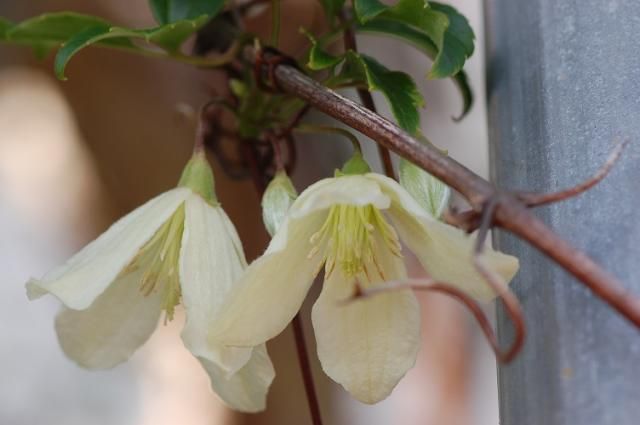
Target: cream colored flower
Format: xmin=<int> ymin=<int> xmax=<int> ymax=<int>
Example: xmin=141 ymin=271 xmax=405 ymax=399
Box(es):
xmin=26 ymin=151 xmax=274 ymax=413
xmin=212 ymin=172 xmax=519 ymax=404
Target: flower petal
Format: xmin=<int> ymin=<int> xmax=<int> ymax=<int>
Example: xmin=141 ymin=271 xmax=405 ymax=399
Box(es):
xmin=27 ymin=188 xmax=192 ymax=310
xmin=54 ymin=268 xmax=163 ymax=369
xmin=369 ymin=173 xmax=519 ymax=301
xmin=312 ymin=235 xmax=420 ymax=404
xmin=179 ymin=195 xmax=252 ymax=374
xmin=211 ymin=210 xmax=328 ymax=347
xmin=197 ymin=344 xmax=275 ymax=413
xmin=290 ymin=175 xmax=390 ymax=219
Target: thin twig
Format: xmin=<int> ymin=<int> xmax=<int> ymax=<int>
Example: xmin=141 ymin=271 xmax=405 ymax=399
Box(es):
xmin=348 ymin=277 xmax=525 ymax=363
xmin=242 ymin=139 xmax=324 ymax=425
xmin=473 ymin=198 xmax=526 ymax=362
xmin=292 ymin=316 xmax=324 ymax=425
xmin=251 ymin=56 xmax=640 ymax=329
xmin=517 ymin=140 xmax=628 ymax=207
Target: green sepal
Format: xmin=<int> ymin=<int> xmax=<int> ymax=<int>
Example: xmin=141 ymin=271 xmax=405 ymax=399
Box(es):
xmin=339 ymin=152 xmax=372 ymax=175
xmin=399 ymin=158 xmax=450 ymax=218
xmin=178 ymin=150 xmax=218 ymax=205
xmin=262 ymin=170 xmax=298 ymax=236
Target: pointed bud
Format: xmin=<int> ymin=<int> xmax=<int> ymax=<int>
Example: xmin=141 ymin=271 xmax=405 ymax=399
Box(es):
xmin=178 ymin=150 xmax=218 ymax=205
xmin=262 ymin=170 xmax=298 ymax=236
xmin=399 ymin=159 xmax=450 ymax=219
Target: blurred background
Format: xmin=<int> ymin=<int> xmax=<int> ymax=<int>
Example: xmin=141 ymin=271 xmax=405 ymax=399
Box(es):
xmin=0 ymin=1 xmax=499 ymax=424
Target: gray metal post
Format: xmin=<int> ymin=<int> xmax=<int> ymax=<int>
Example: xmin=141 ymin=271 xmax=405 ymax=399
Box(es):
xmin=485 ymin=0 xmax=640 ymax=424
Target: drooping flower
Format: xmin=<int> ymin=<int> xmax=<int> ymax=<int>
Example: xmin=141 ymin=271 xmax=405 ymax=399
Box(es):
xmin=211 ymin=164 xmax=519 ymax=404
xmin=26 ymin=150 xmax=275 ymax=413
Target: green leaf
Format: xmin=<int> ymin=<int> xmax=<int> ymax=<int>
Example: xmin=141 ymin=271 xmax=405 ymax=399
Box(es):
xmin=340 ymin=52 xmax=424 ymax=134
xmin=356 ymin=0 xmax=474 ymax=79
xmin=383 ymin=0 xmax=449 ymax=47
xmin=308 ymin=44 xmax=342 ymax=71
xmin=54 ymin=16 xmax=208 ymax=79
xmin=319 ymin=0 xmax=346 ymax=22
xmin=302 ymin=30 xmax=343 ymax=70
xmin=358 ymin=17 xmax=438 ymax=61
xmin=149 ymin=0 xmax=225 ymax=25
xmin=399 ymin=158 xmax=450 ymax=218
xmin=145 ymin=16 xmax=208 ymax=51
xmin=357 ymin=17 xmax=473 ymax=119
xmin=451 ymin=70 xmax=472 ymax=121
xmin=353 ymin=0 xmax=388 ymax=23
xmin=1 ymin=12 xmax=117 ymax=56
xmin=54 ymin=26 xmax=134 ymax=80
xmin=431 ymin=2 xmax=473 ymax=56
xmin=427 ymin=2 xmax=474 ymax=78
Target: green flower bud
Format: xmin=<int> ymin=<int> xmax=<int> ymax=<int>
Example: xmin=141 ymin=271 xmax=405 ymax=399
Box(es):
xmin=399 ymin=158 xmax=450 ymax=218
xmin=262 ymin=170 xmax=298 ymax=236
xmin=178 ymin=150 xmax=218 ymax=205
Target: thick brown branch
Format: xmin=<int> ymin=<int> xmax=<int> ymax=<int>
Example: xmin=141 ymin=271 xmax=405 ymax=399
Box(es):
xmin=261 ymin=60 xmax=640 ymax=329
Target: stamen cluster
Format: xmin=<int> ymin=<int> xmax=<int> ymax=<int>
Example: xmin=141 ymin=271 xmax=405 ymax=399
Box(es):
xmin=309 ymin=204 xmax=402 ymax=279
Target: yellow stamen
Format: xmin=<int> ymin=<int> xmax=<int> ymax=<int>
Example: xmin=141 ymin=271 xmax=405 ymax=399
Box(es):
xmin=309 ymin=204 xmax=402 ymax=278
xmin=125 ymin=205 xmax=185 ymax=323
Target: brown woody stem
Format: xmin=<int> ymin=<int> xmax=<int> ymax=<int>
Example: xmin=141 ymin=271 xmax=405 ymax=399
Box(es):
xmin=255 ymin=58 xmax=640 ymax=329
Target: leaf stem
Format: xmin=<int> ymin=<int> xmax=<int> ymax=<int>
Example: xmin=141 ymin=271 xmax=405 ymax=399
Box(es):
xmin=340 ymin=10 xmax=396 ymax=178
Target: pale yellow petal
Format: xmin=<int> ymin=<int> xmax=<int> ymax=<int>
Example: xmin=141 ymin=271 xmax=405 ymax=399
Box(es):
xmin=54 ymin=268 xmax=163 ymax=369
xmin=179 ymin=195 xmax=251 ymax=374
xmin=27 ymin=188 xmax=192 ymax=309
xmin=312 ymin=235 xmax=420 ymax=404
xmin=369 ymin=173 xmax=519 ymax=301
xmin=197 ymin=344 xmax=275 ymax=413
xmin=211 ymin=211 xmax=327 ymax=347
xmin=290 ymin=175 xmax=390 ymax=219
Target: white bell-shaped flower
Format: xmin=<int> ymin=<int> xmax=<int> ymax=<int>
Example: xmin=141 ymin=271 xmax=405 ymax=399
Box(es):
xmin=212 ymin=169 xmax=519 ymax=404
xmin=26 ymin=150 xmax=275 ymax=413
